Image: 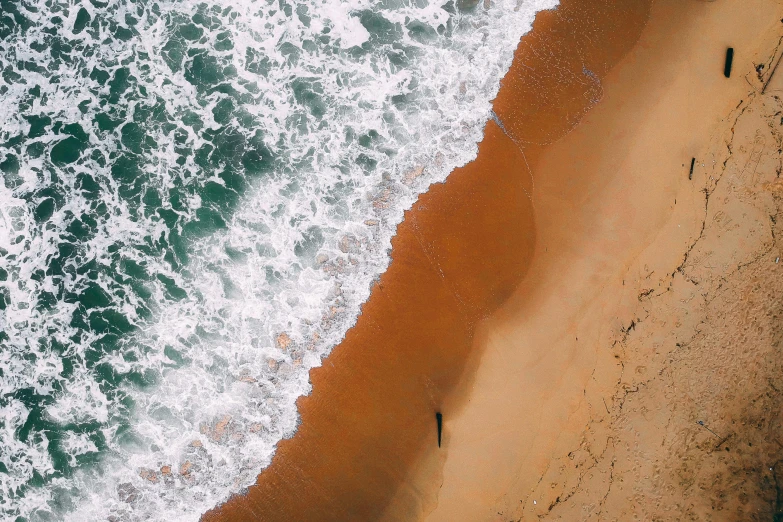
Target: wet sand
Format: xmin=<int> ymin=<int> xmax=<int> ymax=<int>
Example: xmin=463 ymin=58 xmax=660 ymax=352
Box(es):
xmin=204 ymin=113 xmax=535 ymax=521
xmin=202 ymin=0 xmax=651 ymax=520
xmin=204 ymin=0 xmax=783 ymax=520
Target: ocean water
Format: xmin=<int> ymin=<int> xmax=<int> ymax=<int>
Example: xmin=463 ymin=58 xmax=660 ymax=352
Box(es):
xmin=0 ymin=0 xmax=557 ymax=519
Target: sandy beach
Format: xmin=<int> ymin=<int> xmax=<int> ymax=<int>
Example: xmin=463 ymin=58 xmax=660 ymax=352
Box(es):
xmin=429 ymin=0 xmax=783 ymax=520
xmin=204 ymin=0 xmax=783 ymax=520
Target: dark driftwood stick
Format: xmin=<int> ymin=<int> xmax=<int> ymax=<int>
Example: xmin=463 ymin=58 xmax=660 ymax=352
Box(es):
xmin=436 ymin=412 xmax=443 ymax=447
xmin=689 ymin=158 xmax=695 ymax=180
xmin=763 ymin=46 xmax=783 ymax=94
xmin=724 ymin=47 xmax=734 ymax=78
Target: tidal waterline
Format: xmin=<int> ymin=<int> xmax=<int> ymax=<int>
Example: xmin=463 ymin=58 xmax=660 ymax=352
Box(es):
xmin=0 ymin=0 xmax=557 ymax=519
xmin=205 ymin=0 xmax=651 ymax=520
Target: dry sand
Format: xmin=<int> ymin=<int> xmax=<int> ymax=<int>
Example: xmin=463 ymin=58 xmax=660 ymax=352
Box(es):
xmin=203 ymin=0 xmax=783 ymax=521
xmin=426 ymin=1 xmax=783 ymax=521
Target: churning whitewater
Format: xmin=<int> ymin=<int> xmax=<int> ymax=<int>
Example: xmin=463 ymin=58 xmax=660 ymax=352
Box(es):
xmin=0 ymin=0 xmax=556 ymax=519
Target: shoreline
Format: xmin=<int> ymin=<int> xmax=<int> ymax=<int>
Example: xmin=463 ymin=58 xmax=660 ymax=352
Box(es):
xmin=202 ymin=0 xmax=647 ymax=519
xmin=427 ymin=0 xmax=783 ymax=520
xmin=203 ymin=0 xmax=783 ymax=520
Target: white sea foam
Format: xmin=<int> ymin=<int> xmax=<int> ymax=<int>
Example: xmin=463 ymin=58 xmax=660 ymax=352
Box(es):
xmin=0 ymin=0 xmax=558 ymax=519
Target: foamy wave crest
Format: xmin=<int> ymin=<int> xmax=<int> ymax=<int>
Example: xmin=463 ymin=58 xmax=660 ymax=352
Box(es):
xmin=0 ymin=0 xmax=557 ymax=519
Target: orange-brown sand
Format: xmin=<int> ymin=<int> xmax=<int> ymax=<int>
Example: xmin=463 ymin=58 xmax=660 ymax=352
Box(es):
xmin=203 ymin=115 xmax=534 ymax=521
xmin=203 ymin=0 xmax=783 ymax=520
xmin=202 ymin=1 xmax=650 ymax=520
xmin=427 ymin=0 xmax=783 ymax=520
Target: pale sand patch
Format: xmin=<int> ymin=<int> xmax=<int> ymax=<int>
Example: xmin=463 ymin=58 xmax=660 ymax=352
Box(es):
xmin=534 ymin=91 xmax=783 ymax=520
xmin=423 ymin=1 xmax=783 ymax=521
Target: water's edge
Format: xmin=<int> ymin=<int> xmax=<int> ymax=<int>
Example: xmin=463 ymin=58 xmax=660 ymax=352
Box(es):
xmin=0 ymin=0 xmax=557 ymax=520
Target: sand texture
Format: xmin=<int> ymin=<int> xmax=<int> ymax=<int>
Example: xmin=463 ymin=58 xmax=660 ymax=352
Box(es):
xmin=426 ymin=1 xmax=783 ymax=521
xmin=529 ymin=90 xmax=783 ymax=520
